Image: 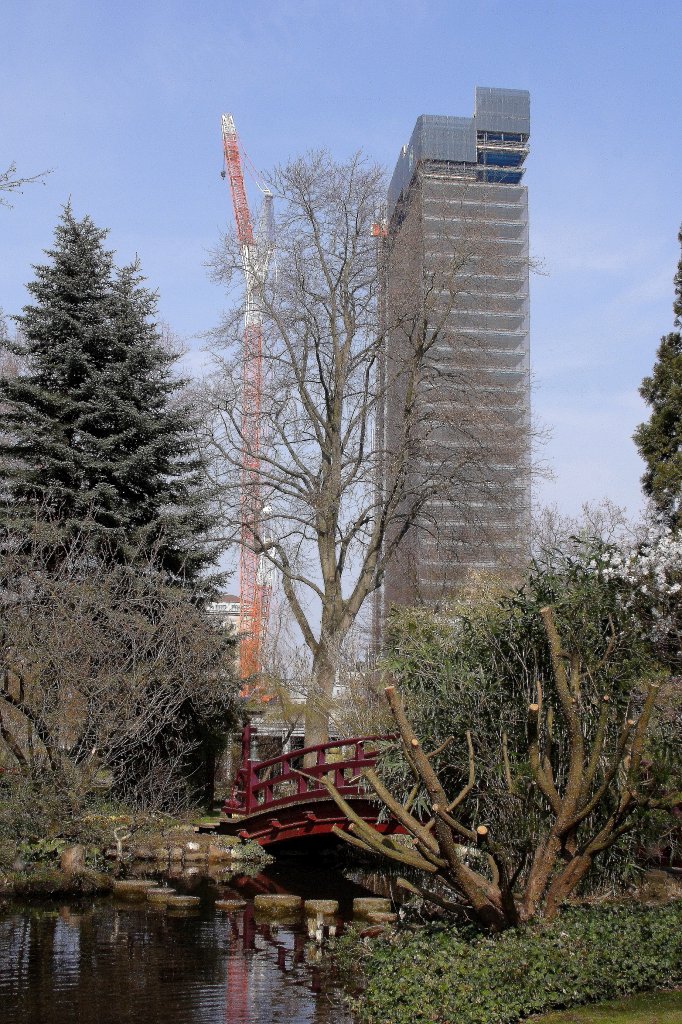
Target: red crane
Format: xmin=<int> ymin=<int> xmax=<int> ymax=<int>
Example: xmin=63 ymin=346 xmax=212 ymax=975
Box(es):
xmin=220 ymin=114 xmax=275 ymax=685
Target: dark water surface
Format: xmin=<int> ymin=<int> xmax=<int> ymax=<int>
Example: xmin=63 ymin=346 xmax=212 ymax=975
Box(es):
xmin=0 ymin=856 xmax=380 ymax=1024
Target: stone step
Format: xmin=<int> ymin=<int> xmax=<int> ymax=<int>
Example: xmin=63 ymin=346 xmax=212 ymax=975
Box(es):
xmin=352 ymin=896 xmax=392 ymax=918
xmin=112 ymin=879 xmax=159 ymax=901
xmin=254 ymin=894 xmax=303 ymax=918
xmin=304 ymin=899 xmax=339 ymax=917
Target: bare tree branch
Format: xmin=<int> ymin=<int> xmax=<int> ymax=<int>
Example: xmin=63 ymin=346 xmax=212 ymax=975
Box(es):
xmin=0 ymin=163 xmax=51 ymax=208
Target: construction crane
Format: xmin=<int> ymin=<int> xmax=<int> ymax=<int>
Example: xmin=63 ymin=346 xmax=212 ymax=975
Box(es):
xmin=220 ymin=113 xmax=275 ymax=685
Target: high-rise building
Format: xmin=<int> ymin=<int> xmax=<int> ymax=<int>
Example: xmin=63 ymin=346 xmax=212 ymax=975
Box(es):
xmin=376 ymin=87 xmax=531 ymax=624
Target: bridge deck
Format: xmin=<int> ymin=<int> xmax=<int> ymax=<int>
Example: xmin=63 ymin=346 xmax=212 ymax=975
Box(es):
xmin=221 ymin=727 xmax=398 ymax=846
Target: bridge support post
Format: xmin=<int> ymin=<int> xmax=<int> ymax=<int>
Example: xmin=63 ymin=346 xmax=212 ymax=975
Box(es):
xmin=242 ymin=724 xmax=255 ymax=813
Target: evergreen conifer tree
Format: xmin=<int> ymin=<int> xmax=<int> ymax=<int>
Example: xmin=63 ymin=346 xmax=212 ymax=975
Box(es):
xmin=0 ymin=204 xmax=219 ymax=584
xmin=634 ymin=226 xmax=682 ymax=527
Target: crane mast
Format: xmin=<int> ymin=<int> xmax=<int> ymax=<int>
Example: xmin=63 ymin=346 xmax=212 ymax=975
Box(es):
xmin=220 ymin=113 xmax=274 ymax=683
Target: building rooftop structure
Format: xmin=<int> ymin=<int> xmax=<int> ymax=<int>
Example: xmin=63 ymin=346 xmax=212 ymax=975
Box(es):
xmin=208 ymin=593 xmax=240 ymax=632
xmin=388 ymin=87 xmax=530 ymax=217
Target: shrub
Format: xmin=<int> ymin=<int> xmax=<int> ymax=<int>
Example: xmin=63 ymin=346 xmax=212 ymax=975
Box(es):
xmin=0 ymin=523 xmax=240 ymax=811
xmin=370 ymin=539 xmax=681 ymax=911
xmin=338 ymin=903 xmax=682 ymax=1024
xmin=6 ymin=864 xmax=112 ymax=897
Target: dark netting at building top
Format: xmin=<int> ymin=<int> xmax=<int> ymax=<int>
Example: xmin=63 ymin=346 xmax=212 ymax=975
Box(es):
xmin=388 ymin=87 xmax=530 ymax=216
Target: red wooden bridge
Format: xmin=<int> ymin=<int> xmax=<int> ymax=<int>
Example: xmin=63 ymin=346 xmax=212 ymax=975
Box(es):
xmin=220 ymin=726 xmax=400 ymax=847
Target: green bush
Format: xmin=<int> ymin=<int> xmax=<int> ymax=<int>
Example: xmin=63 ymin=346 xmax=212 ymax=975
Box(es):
xmin=0 ymin=775 xmax=171 ymax=865
xmin=338 ymin=903 xmax=682 ymax=1024
xmin=379 ymin=540 xmax=680 ymax=892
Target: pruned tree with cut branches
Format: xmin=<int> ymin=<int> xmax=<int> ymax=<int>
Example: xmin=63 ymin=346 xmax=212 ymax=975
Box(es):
xmin=313 ymin=606 xmax=681 ymax=930
xmin=206 ymin=151 xmax=532 ymax=745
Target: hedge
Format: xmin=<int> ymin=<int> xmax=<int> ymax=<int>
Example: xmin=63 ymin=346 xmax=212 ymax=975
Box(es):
xmin=337 ymin=903 xmax=682 ymax=1024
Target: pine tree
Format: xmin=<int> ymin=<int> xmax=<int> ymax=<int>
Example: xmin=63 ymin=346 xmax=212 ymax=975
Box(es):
xmin=634 ymin=226 xmax=682 ymax=527
xmin=0 ymin=204 xmax=219 ymax=584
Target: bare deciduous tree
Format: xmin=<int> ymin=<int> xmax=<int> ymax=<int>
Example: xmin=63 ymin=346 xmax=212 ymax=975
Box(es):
xmin=206 ymin=151 xmax=531 ymax=745
xmin=0 ymin=521 xmax=239 ymax=810
xmin=257 ymin=598 xmax=385 ymax=746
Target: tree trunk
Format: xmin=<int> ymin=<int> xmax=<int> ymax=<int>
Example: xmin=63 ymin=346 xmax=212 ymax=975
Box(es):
xmin=543 ymin=853 xmax=593 ymax=921
xmin=304 ymin=650 xmax=336 ymax=748
xmin=520 ymin=833 xmax=561 ymax=921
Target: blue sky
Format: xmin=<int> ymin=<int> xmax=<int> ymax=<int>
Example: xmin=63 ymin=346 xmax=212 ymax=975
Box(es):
xmin=2 ymin=0 xmax=681 ymax=518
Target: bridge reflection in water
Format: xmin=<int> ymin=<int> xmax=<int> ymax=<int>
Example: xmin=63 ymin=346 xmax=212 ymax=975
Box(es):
xmin=0 ymin=880 xmax=356 ymax=1024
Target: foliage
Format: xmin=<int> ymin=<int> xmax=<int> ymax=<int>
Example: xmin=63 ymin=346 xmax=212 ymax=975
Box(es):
xmin=380 ymin=535 xmax=663 ymax=844
xmin=0 ymin=204 xmax=219 ymax=587
xmin=0 ymin=777 xmax=196 ymax=872
xmin=313 ymin=531 xmax=682 ymax=926
xmin=16 ymin=836 xmax=68 ymax=864
xmin=2 ymin=864 xmax=112 ymax=897
xmin=0 ymin=522 xmax=240 ymax=811
xmin=337 ymin=903 xmax=682 ymax=1024
xmin=532 ymin=990 xmax=682 ymax=1024
xmin=634 ymin=226 xmax=682 ymax=526
xmin=321 ymin=647 xmax=680 ymax=928
xmin=0 ymin=774 xmax=82 ymax=850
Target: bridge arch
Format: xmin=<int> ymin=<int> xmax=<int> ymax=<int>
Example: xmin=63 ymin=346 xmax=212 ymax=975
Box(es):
xmin=220 ymin=726 xmax=401 ymax=847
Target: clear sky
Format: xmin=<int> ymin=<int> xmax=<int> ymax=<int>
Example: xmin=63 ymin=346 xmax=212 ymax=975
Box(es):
xmin=2 ymin=0 xmax=681 ymax=519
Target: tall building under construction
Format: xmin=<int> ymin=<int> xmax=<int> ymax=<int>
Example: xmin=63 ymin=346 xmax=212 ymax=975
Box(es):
xmin=377 ymin=86 xmax=531 ymax=624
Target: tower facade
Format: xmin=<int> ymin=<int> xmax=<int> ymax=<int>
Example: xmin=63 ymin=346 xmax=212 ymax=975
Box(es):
xmin=377 ymin=87 xmax=531 ymax=624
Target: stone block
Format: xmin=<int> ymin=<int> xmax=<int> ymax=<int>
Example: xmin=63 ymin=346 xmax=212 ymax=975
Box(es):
xmin=112 ymin=879 xmax=158 ymax=901
xmin=254 ymin=893 xmax=302 ymax=918
xmin=60 ymin=845 xmax=85 ymax=874
xmin=352 ymin=897 xmax=391 ymax=918
xmin=207 ymin=844 xmax=233 ymax=863
xmin=183 ymin=850 xmax=207 ymax=863
xmin=165 ymin=894 xmax=201 ymax=908
xmin=215 ymin=898 xmax=247 ymax=911
xmin=365 ymin=911 xmax=397 ymax=924
xmin=131 ymin=845 xmax=155 ymax=861
xmin=303 ymin=899 xmax=339 ymax=917
xmin=146 ymin=888 xmax=176 ymax=904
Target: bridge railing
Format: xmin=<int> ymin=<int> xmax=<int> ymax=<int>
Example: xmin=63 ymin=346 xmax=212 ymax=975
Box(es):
xmin=224 ymin=728 xmax=393 ymax=816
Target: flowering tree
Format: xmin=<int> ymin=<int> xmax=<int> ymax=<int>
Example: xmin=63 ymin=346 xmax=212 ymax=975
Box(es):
xmin=593 ymin=516 xmax=682 ymax=671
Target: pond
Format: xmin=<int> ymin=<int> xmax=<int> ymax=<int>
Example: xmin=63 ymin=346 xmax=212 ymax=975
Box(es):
xmin=0 ymin=855 xmax=388 ymax=1024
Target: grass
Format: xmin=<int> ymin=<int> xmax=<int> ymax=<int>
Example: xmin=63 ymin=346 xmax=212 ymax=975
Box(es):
xmin=535 ymin=991 xmax=682 ymax=1024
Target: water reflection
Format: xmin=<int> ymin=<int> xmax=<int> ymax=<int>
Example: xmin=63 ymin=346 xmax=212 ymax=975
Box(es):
xmin=0 ymin=898 xmax=353 ymax=1024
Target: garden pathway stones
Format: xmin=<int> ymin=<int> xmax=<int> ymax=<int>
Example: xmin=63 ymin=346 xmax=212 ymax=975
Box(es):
xmin=352 ymin=897 xmax=391 ymax=918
